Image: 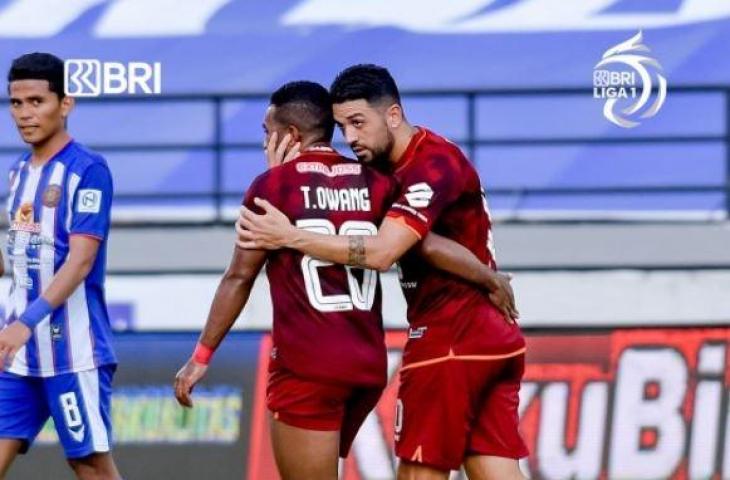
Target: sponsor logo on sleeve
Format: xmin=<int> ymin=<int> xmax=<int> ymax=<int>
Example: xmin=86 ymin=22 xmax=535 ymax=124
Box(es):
xmin=404 ymin=182 xmax=433 ymax=208
xmin=77 ymin=189 xmax=102 ymax=214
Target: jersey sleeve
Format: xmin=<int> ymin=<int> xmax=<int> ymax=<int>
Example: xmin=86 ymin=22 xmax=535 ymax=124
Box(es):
xmin=8 ymin=154 xmax=28 ymax=191
xmin=6 ymin=157 xmax=25 ymax=223
xmin=384 ymin=175 xmax=401 ymax=207
xmin=8 ymin=156 xmax=24 ymax=189
xmin=242 ymin=172 xmax=273 ymax=213
xmin=69 ymin=163 xmax=113 ymax=240
xmin=386 ymin=153 xmax=464 ymax=239
xmin=367 ymin=169 xmax=400 ymax=221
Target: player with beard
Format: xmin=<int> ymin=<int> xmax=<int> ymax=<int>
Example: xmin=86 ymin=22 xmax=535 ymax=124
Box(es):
xmin=237 ymin=65 xmax=528 ymax=480
xmin=176 ymin=80 xmax=515 ymax=480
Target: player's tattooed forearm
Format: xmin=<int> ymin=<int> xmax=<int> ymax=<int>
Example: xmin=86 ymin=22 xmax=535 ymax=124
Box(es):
xmin=348 ymin=235 xmax=366 ymax=267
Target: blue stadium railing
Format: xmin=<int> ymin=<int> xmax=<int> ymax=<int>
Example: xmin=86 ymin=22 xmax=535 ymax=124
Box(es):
xmin=0 ymin=85 xmax=727 ymax=225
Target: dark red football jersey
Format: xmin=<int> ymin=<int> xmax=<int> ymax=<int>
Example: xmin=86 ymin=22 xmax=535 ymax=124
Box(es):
xmin=244 ymin=150 xmax=397 ymax=387
xmin=386 ymin=128 xmax=526 ymax=366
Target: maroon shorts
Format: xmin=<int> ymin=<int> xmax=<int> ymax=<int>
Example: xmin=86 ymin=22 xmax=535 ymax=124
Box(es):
xmin=266 ymin=364 xmax=383 ymax=457
xmin=395 ymin=353 xmax=528 ymax=471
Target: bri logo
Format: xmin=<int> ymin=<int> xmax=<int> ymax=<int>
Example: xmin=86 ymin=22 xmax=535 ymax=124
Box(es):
xmin=65 ymin=60 xmax=162 ymax=97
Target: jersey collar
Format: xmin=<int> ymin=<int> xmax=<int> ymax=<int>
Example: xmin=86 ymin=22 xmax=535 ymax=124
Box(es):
xmin=394 ymin=127 xmax=428 ymax=173
xmin=28 ymin=138 xmax=75 ymax=169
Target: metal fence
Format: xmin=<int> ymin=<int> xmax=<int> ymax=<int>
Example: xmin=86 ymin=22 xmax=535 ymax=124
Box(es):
xmin=1 ymin=85 xmax=727 ymax=225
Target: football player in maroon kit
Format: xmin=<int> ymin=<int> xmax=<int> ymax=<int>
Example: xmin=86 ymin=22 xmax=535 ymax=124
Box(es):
xmin=237 ymin=66 xmax=528 ymax=480
xmin=175 ymin=80 xmax=517 ymax=480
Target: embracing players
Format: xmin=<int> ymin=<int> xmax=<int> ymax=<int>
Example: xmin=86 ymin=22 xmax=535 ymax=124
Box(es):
xmin=238 ymin=65 xmax=528 ymax=479
xmin=0 ymin=53 xmax=121 ymax=479
xmin=175 ymin=81 xmax=396 ymax=479
xmin=175 ymin=80 xmax=516 ymax=480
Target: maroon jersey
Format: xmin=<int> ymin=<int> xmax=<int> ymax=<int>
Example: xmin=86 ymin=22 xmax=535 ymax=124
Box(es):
xmin=386 ymin=128 xmax=526 ymax=367
xmin=244 ymin=150 xmax=396 ymax=387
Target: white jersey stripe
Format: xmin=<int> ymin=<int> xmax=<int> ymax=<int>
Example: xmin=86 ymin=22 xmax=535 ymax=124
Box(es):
xmin=6 ymin=160 xmax=26 ymax=220
xmin=78 ymin=369 xmax=110 ymax=452
xmin=35 ymin=323 xmax=54 ymax=376
xmin=8 ymin=166 xmax=42 ymax=375
xmin=65 ymin=173 xmax=81 ymax=232
xmin=5 ymin=162 xmax=26 ymax=330
xmin=36 ymin=163 xmax=66 ymax=376
xmin=8 ymin=262 xmax=29 ymax=375
xmin=10 ymin=345 xmax=29 ymax=376
xmin=64 ymin=172 xmax=95 ymax=371
xmin=67 ymin=280 xmax=93 ymax=371
xmin=3 ymin=160 xmax=20 ymax=320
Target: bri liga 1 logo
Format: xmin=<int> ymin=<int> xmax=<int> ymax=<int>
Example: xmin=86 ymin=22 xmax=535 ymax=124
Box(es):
xmin=593 ymin=31 xmax=667 ymax=128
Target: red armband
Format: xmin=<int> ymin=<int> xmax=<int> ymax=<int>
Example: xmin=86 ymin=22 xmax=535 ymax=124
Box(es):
xmin=193 ymin=342 xmax=215 ymax=365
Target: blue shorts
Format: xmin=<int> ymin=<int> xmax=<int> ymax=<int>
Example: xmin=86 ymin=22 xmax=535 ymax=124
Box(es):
xmin=0 ymin=365 xmax=115 ymax=459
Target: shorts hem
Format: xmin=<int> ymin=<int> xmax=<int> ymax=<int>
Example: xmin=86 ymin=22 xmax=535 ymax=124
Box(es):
xmin=466 ymin=447 xmax=529 ymax=460
xmin=4 ymin=361 xmax=117 ymax=378
xmin=269 ymin=409 xmax=341 ymax=432
xmin=397 ymin=454 xmax=458 ymax=472
xmin=64 ymin=445 xmax=110 ymax=460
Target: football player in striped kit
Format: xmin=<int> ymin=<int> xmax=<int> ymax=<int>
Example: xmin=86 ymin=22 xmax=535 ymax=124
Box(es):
xmin=0 ymin=53 xmax=121 ymax=479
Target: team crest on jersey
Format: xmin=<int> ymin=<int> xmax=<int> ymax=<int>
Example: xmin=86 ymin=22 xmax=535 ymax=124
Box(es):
xmin=43 ymin=184 xmax=62 ymax=208
xmin=51 ymin=324 xmax=63 ymax=341
xmin=11 ymin=202 xmax=40 ymax=233
xmin=408 ymin=326 xmax=428 ymax=339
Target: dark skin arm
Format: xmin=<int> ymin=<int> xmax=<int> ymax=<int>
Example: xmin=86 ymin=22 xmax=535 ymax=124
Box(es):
xmin=419 ymin=233 xmax=518 ymax=322
xmin=174 ymin=246 xmax=267 ymax=407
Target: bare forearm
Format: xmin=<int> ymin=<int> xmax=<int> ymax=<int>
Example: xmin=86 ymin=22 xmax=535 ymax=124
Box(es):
xmin=198 ymin=274 xmax=256 ymax=350
xmin=41 ymin=259 xmax=94 ymax=307
xmin=288 ymin=230 xmax=393 ymax=271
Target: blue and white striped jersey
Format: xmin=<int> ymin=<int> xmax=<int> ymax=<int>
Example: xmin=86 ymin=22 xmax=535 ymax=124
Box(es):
xmin=3 ymin=140 xmax=116 ymax=377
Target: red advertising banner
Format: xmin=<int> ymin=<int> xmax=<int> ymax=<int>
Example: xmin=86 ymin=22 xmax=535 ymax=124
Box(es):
xmin=248 ymin=328 xmax=730 ymax=480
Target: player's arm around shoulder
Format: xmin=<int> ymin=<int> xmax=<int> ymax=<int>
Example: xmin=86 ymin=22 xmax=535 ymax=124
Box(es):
xmin=237 ymin=196 xmax=421 ymax=272
xmin=236 ymin=164 xmax=420 ymax=271
xmin=352 ymin=150 xmax=466 ymax=270
xmin=360 ymin=170 xmax=423 ymax=272
xmin=356 ymin=217 xmax=421 ymax=272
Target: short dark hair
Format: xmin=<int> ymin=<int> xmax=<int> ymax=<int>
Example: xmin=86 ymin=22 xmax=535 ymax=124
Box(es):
xmin=270 ymin=81 xmax=334 ymax=142
xmin=330 ymin=64 xmax=401 ymax=106
xmin=7 ymin=52 xmax=65 ymax=99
